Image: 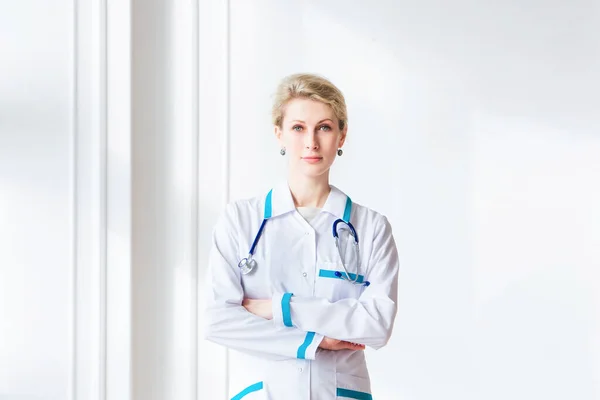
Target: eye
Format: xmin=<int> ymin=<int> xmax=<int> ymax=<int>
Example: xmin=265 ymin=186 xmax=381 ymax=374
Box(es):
xmin=319 ymin=125 xmax=332 ymax=132
xmin=292 ymin=125 xmax=303 ymax=132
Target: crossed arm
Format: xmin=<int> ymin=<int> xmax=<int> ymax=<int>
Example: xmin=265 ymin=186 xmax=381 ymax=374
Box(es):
xmin=241 ymin=299 xmax=365 ymax=351
xmin=203 ymin=204 xmax=399 ymax=361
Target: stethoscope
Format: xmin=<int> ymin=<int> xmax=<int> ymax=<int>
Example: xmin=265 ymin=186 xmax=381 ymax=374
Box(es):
xmin=237 ymin=189 xmax=370 ymax=287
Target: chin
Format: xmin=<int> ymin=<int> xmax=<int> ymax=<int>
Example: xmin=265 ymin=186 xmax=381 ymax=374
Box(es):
xmin=296 ymin=164 xmax=331 ymax=178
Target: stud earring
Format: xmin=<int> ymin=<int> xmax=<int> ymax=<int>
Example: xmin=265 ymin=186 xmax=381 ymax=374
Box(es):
xmin=280 ymin=147 xmax=286 ymax=156
xmin=337 ymin=148 xmax=343 ymax=156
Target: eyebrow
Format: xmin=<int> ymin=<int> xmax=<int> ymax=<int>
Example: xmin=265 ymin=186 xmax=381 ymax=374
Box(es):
xmin=291 ymin=119 xmax=333 ymax=124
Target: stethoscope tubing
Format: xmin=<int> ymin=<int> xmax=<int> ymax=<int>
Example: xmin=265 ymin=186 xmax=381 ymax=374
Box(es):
xmin=238 ymin=190 xmax=370 ymax=287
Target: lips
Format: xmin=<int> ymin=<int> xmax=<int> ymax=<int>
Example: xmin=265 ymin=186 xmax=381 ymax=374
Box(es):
xmin=302 ymin=156 xmax=323 ymax=164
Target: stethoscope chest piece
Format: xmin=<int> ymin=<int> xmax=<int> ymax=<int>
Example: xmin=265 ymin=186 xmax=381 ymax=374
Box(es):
xmin=238 ymin=257 xmax=257 ymax=275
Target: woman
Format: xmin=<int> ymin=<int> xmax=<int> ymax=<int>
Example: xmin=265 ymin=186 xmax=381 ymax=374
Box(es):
xmin=204 ymin=73 xmax=399 ymax=400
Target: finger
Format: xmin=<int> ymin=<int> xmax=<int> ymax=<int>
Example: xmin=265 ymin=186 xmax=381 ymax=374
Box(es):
xmin=346 ymin=342 xmax=365 ymax=350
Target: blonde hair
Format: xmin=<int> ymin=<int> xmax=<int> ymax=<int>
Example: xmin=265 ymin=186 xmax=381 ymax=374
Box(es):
xmin=271 ymin=73 xmax=348 ymax=130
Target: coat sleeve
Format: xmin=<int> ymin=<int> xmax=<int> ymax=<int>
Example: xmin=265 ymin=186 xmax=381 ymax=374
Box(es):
xmin=203 ymin=203 xmax=324 ymax=361
xmin=271 ymin=214 xmax=399 ymax=350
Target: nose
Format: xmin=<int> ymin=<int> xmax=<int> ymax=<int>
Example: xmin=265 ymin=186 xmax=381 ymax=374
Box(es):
xmin=304 ymin=132 xmax=319 ymax=150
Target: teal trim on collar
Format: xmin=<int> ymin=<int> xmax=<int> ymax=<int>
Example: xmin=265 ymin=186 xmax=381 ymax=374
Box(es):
xmin=343 ymin=196 xmax=352 ymax=222
xmin=264 ymin=190 xmax=273 ymax=219
xmin=269 ymin=182 xmax=350 ymax=220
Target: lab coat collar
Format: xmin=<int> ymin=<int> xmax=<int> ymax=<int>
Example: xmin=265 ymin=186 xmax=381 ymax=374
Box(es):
xmin=321 ymin=185 xmax=350 ymax=220
xmin=269 ymin=181 xmax=349 ymax=220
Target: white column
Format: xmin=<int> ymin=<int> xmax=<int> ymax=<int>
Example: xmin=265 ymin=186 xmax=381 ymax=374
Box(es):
xmin=75 ymin=0 xmax=107 ymax=398
xmin=197 ymin=0 xmax=230 ymax=398
xmin=105 ymin=0 xmax=132 ymax=399
xmin=131 ymin=0 xmax=199 ymax=399
xmin=75 ymin=0 xmax=133 ymax=399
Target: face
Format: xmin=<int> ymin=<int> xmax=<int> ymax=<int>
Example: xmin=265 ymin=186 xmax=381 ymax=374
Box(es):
xmin=275 ymin=98 xmax=347 ymax=178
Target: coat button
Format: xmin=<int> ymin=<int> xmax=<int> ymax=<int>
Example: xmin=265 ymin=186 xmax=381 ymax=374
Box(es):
xmin=298 ymin=367 xmax=303 ymax=372
xmin=302 ymin=272 xmax=307 ymax=277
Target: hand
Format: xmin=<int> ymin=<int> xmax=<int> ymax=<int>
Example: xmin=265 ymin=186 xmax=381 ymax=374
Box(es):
xmin=319 ymin=337 xmax=365 ymax=351
xmin=242 ymin=298 xmax=273 ymax=320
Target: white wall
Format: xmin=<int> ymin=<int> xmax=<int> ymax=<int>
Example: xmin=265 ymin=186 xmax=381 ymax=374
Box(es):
xmin=0 ymin=1 xmax=132 ymax=399
xmin=225 ymin=0 xmax=600 ymax=399
xmin=0 ymin=1 xmax=74 ymax=398
xmin=1 ymin=1 xmax=598 ymax=399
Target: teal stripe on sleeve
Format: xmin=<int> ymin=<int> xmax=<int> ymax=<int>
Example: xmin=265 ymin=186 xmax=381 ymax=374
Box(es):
xmin=297 ymin=331 xmax=316 ymax=359
xmin=281 ymin=292 xmax=293 ymax=327
xmin=231 ymin=381 xmax=264 ymax=400
xmin=336 ymin=388 xmax=373 ymax=399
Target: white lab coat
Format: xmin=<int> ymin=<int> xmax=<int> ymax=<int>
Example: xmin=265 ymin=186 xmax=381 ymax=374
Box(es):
xmin=204 ymin=182 xmax=399 ymax=400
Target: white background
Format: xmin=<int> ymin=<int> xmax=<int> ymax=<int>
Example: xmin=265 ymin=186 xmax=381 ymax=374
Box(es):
xmin=1 ymin=1 xmax=74 ymax=398
xmin=1 ymin=0 xmax=599 ymax=399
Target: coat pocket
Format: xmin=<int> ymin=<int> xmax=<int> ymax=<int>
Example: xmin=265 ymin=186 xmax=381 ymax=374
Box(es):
xmin=335 ymin=373 xmax=372 ymax=399
xmin=230 ymin=381 xmax=267 ymax=400
xmin=315 ymin=262 xmax=365 ymax=302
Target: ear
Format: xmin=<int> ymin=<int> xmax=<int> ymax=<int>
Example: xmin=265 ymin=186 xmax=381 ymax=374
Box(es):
xmin=274 ymin=125 xmax=283 ymax=146
xmin=338 ymin=125 xmax=348 ymax=148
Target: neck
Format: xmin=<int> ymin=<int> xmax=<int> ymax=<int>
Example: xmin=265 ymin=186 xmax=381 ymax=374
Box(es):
xmin=287 ymin=172 xmax=331 ymax=208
